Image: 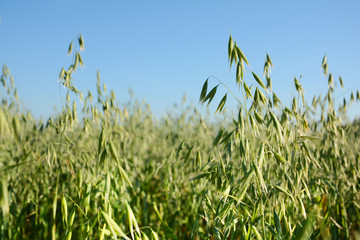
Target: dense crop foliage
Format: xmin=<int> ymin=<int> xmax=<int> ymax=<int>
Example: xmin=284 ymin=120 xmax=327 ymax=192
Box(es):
xmin=1 ymin=35 xmax=359 ymax=239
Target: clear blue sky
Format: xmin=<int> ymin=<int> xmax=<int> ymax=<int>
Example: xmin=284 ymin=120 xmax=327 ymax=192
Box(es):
xmin=0 ymin=1 xmax=359 ymax=120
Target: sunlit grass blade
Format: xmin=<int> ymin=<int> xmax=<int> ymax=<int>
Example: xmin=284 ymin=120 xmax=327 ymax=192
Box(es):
xmin=0 ymin=176 xmax=9 ymax=217
xmin=252 ymin=72 xmax=267 ymax=92
xmin=101 ymin=211 xmax=131 ymax=240
xmin=291 ymin=214 xmax=315 ymax=240
xmin=199 ymin=79 xmax=208 ymax=103
xmin=215 ymin=93 xmax=227 ymax=114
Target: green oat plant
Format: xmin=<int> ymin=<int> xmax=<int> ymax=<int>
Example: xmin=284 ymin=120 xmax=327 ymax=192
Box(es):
xmin=195 ymin=34 xmax=360 ymax=239
xmin=0 ymin=33 xmax=359 ymax=240
xmin=0 ymin=35 xmax=215 ymax=239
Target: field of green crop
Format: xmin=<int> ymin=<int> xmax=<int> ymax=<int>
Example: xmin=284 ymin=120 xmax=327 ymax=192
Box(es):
xmin=1 ymin=35 xmax=359 ymax=239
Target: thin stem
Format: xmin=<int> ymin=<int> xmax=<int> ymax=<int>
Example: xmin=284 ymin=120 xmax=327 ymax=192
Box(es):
xmin=208 ymin=75 xmax=243 ymax=107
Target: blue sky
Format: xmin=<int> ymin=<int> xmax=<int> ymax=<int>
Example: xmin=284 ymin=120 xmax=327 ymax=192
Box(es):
xmin=0 ymin=1 xmax=359 ymax=120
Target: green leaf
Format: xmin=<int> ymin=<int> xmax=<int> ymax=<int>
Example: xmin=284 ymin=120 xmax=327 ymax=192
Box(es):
xmin=235 ymin=46 xmax=249 ymax=65
xmin=284 ymin=107 xmax=293 ymax=117
xmin=270 ymin=111 xmax=283 ymax=140
xmin=273 ymin=151 xmax=287 ymax=164
xmin=222 ymin=185 xmax=231 ymax=202
xmin=273 ymin=185 xmax=294 ymax=202
xmin=12 ymin=116 xmax=21 ymax=142
xmin=351 ymin=92 xmax=355 ymax=102
xmin=237 ymin=170 xmax=254 ymax=204
xmin=321 ymin=55 xmax=327 ymax=75
xmin=257 ymin=88 xmax=268 ymax=105
xmin=273 ymin=93 xmax=282 ymax=107
xmin=215 ymin=94 xmax=227 ymax=114
xmin=249 ymin=114 xmax=259 ymax=135
xmin=214 ymin=226 xmax=224 ymax=239
xmin=266 ymin=76 xmax=272 ymax=90
xmin=105 ymin=173 xmax=111 ymax=204
xmin=69 ymin=209 xmax=76 ymax=227
xmin=252 ymin=72 xmax=267 ymax=91
xmin=98 ymin=149 xmax=107 ymax=167
xmin=61 ymin=195 xmax=68 ymax=226
xmin=0 ymin=177 xmax=9 ymax=216
xmin=254 ymin=111 xmax=263 ymax=124
xmin=126 ymin=201 xmax=141 ymax=239
xmin=98 ymin=128 xmax=105 ymax=157
xmin=184 ymin=145 xmax=193 ymax=164
xmin=298 ymin=135 xmax=323 ymax=142
xmin=108 ymin=141 xmax=119 ymax=163
xmin=78 ymin=34 xmax=85 ymax=51
xmin=67 ymin=42 xmax=73 ymax=55
xmin=245 ymin=224 xmax=252 ymax=240
xmin=190 ymin=173 xmax=210 ymax=181
xmin=257 ymin=143 xmax=265 ymax=167
xmin=228 ymin=35 xmax=233 ymax=62
xmin=266 ymin=54 xmax=273 ymax=67
xmin=339 ymin=76 xmax=344 ymax=88
xmin=212 ymin=128 xmax=224 ymax=148
xmin=291 ymin=215 xmax=314 ymax=240
xmin=274 ymin=209 xmax=282 ymax=235
xmin=301 ymin=178 xmax=311 ymax=200
xmin=195 ymin=150 xmax=202 ymax=169
xmin=243 ymin=82 xmax=252 ymax=99
xmin=328 ymin=74 xmax=333 ymax=88
xmin=101 ymin=211 xmax=131 ymax=240
xmin=321 ymin=55 xmax=327 ymax=68
xmin=236 ymin=62 xmax=242 ymax=84
xmin=297 ymin=196 xmax=307 ymax=218
xmin=229 ymin=42 xmax=237 ymax=69
xmin=294 ymin=77 xmax=302 ymax=92
xmin=65 ymin=232 xmax=72 ymax=240
xmin=118 ymin=164 xmax=133 ymax=188
xmin=142 ymin=232 xmax=150 ymax=240
xmin=252 ymin=225 xmax=263 ymax=240
xmin=176 ymin=140 xmax=184 ymax=158
xmin=252 ymin=161 xmax=267 ymax=193
xmin=150 ymin=229 xmax=159 ymax=240
xmin=77 ymin=52 xmax=84 ymax=67
xmin=204 ymin=85 xmax=218 ymax=106
xmin=220 ymin=131 xmax=232 ymax=145
xmin=199 ymin=79 xmax=208 ymax=103
xmin=59 ymin=68 xmax=65 ymax=81
xmin=53 ymin=179 xmax=59 ymax=220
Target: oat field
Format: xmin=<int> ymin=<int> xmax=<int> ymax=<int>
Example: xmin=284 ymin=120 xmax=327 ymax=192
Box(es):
xmin=0 ymin=35 xmax=359 ymax=239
